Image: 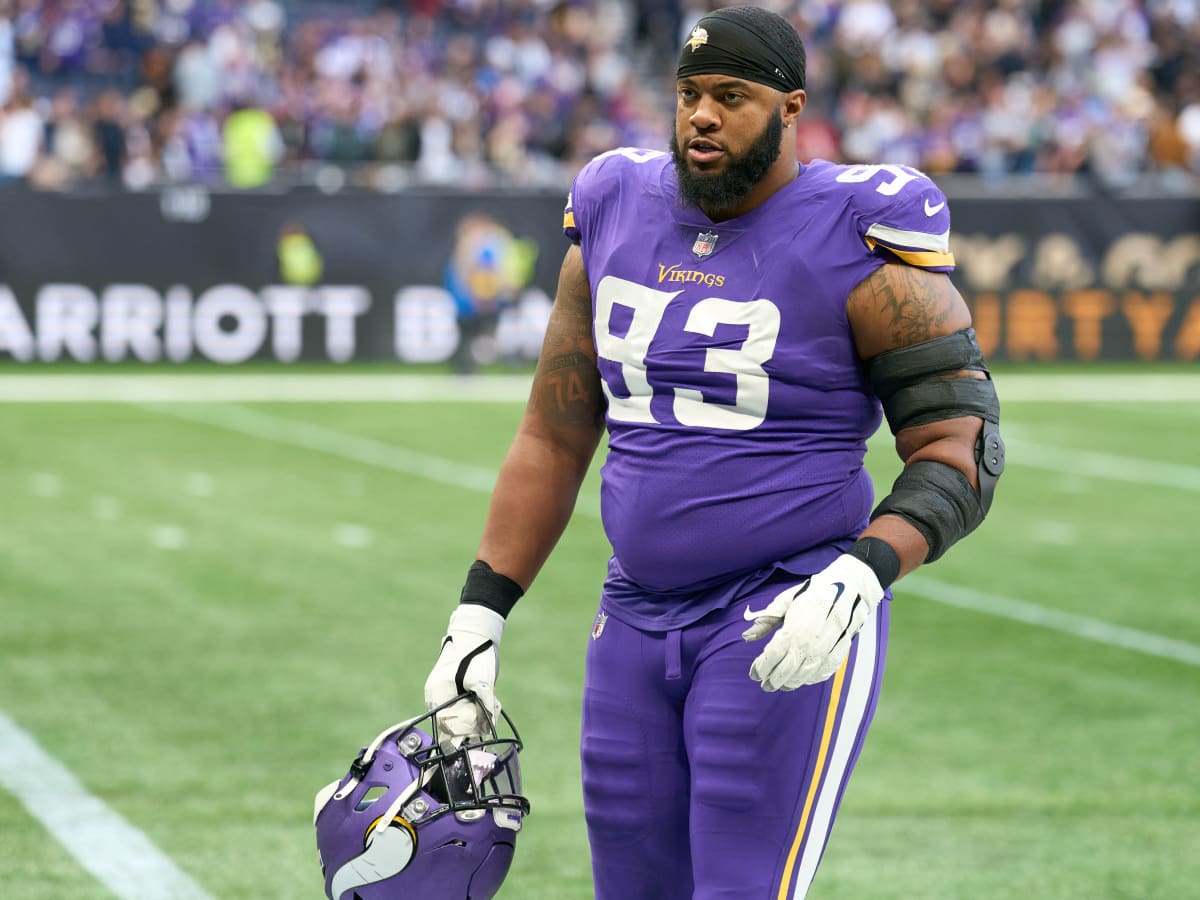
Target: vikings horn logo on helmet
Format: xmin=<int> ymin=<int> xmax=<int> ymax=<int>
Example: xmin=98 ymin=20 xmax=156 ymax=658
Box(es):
xmin=329 ymin=815 xmax=417 ymax=898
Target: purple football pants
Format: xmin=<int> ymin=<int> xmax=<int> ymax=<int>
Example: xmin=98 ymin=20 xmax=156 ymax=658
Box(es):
xmin=580 ymin=581 xmax=889 ymax=900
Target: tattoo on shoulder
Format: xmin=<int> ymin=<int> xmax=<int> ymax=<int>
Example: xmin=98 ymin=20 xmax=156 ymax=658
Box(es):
xmin=864 ymin=264 xmax=964 ymax=347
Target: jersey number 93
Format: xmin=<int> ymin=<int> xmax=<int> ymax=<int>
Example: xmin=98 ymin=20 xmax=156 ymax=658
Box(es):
xmin=594 ymin=275 xmax=781 ymax=432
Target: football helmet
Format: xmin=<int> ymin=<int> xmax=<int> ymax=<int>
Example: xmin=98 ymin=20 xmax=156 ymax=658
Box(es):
xmin=314 ymin=693 xmax=530 ymax=900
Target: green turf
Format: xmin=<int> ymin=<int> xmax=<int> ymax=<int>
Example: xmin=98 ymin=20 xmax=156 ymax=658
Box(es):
xmin=0 ymin=374 xmax=1198 ymax=898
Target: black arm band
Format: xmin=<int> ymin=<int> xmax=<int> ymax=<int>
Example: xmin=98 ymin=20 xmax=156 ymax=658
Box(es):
xmin=846 ymin=537 xmax=902 ymax=589
xmin=871 ymin=460 xmax=984 ymax=563
xmin=460 ymin=560 xmax=524 ymax=619
xmin=869 ymin=328 xmax=999 ymax=434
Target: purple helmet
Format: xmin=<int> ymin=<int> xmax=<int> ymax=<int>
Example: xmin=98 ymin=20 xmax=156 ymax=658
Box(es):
xmin=314 ymin=694 xmax=530 ymax=899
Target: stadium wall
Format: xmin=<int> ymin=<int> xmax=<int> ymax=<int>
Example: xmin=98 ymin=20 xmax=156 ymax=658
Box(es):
xmin=1 ymin=185 xmax=1197 ymax=364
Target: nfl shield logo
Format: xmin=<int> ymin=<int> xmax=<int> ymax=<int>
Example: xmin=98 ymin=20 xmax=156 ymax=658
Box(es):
xmin=692 ymin=231 xmax=718 ymax=258
xmin=591 ymin=612 xmax=608 ymax=641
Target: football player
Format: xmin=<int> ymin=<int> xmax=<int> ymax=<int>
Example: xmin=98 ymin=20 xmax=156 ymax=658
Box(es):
xmin=424 ymin=5 xmax=1004 ymax=898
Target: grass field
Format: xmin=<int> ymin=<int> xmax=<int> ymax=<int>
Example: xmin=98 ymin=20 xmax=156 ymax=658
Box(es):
xmin=1 ymin=368 xmax=1198 ymax=899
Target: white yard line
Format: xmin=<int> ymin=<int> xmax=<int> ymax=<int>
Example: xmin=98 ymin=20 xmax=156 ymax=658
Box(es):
xmin=149 ymin=402 xmax=502 ymax=494
xmin=0 ymin=373 xmax=534 ymax=403
xmin=0 ymin=372 xmax=1198 ymax=403
xmin=147 ymin=402 xmax=605 ymax=519
xmin=997 ymin=374 xmax=1200 ymax=403
xmin=900 ymin=576 xmax=1200 ymax=666
xmin=0 ymin=712 xmax=214 ymax=900
xmin=866 ymin=432 xmax=1200 ymax=493
xmin=1006 ymin=439 xmax=1200 ymax=492
xmin=145 ymin=402 xmax=1200 ymax=668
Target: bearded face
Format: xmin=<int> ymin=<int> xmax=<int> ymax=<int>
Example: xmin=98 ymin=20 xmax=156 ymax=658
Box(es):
xmin=671 ymin=107 xmax=784 ymax=213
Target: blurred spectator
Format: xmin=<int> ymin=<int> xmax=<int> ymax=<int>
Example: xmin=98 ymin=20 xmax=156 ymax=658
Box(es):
xmin=0 ymin=0 xmax=1195 ymax=192
xmin=1181 ymin=101 xmax=1200 ymax=172
xmin=0 ymin=67 xmax=40 ymax=180
xmin=223 ymin=98 xmax=281 ymax=187
xmin=92 ymin=88 xmax=126 ymax=180
xmin=28 ymin=85 xmax=93 ymax=187
xmin=174 ymin=38 xmax=221 ymax=111
xmin=0 ymin=0 xmax=13 ymax=106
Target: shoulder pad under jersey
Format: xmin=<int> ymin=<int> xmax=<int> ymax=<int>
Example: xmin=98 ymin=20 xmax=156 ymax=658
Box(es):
xmin=563 ymin=147 xmax=669 ymax=245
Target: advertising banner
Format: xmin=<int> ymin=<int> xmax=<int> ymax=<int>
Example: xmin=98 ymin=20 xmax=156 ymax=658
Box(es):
xmin=1 ymin=184 xmax=1197 ymax=364
xmin=947 ymin=193 xmax=1200 ymax=361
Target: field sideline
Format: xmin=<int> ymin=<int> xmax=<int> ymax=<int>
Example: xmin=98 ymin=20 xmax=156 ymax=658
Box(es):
xmin=1 ymin=371 xmax=1198 ymax=403
xmin=1 ymin=369 xmax=1198 ymax=899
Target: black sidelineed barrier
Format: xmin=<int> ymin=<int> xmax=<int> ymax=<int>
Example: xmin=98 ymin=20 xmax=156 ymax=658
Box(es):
xmin=0 ymin=182 xmax=1197 ymax=364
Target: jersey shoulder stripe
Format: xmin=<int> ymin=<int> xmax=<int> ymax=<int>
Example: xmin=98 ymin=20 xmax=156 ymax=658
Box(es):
xmin=863 ymin=222 xmax=955 ymax=268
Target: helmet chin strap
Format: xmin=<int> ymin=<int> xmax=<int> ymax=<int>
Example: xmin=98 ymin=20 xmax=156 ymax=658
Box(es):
xmin=368 ymin=779 xmax=424 ymax=835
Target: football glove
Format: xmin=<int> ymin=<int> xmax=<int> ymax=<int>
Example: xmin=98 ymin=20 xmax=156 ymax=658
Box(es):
xmin=423 ymin=604 xmax=505 ymax=742
xmin=742 ymin=554 xmax=883 ymax=691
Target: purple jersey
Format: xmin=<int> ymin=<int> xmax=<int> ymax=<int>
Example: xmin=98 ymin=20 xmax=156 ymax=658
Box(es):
xmin=564 ymin=149 xmax=955 ymax=629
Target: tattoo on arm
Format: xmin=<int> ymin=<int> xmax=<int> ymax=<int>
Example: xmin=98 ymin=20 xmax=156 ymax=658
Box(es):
xmin=529 ymin=248 xmax=606 ymax=431
xmin=543 ymin=351 xmax=592 ymax=372
xmin=850 ymin=263 xmax=972 ymax=358
xmin=871 ymin=265 xmax=960 ymax=344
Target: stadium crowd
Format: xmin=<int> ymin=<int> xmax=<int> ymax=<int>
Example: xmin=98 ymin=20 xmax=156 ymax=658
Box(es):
xmin=0 ymin=0 xmax=1198 ymax=192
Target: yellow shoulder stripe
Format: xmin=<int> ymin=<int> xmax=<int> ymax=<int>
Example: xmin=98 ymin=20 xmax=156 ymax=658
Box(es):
xmin=864 ymin=237 xmax=955 ymax=268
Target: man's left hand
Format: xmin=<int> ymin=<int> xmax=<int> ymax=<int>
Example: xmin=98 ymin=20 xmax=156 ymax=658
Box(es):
xmin=742 ymin=554 xmax=884 ymax=690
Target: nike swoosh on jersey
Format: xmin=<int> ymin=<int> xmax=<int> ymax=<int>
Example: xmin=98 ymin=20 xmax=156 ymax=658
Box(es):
xmin=744 ymin=603 xmax=767 ymax=621
xmin=924 ymin=198 xmax=945 ymax=216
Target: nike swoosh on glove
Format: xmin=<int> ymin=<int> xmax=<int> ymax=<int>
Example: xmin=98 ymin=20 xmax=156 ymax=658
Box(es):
xmin=742 ymin=554 xmax=883 ymax=691
xmin=423 ymin=604 xmax=505 ymax=742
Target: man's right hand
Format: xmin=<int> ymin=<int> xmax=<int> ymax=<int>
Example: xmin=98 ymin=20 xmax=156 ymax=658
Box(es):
xmin=423 ymin=604 xmax=505 ymax=742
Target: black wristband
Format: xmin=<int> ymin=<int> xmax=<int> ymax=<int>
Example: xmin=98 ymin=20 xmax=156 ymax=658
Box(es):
xmin=460 ymin=560 xmax=524 ymax=618
xmin=847 ymin=537 xmax=901 ymax=589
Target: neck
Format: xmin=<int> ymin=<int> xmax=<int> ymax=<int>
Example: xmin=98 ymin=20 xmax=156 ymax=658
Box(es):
xmin=702 ymin=158 xmax=799 ymax=222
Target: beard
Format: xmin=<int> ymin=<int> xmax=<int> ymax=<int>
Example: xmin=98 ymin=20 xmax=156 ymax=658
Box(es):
xmin=671 ymin=110 xmax=784 ymax=212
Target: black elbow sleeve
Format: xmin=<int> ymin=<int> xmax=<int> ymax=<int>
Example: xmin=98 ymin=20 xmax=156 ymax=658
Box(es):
xmin=871 ymin=460 xmax=984 ymax=563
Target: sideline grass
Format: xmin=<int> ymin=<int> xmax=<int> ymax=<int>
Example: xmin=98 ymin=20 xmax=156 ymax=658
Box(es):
xmin=0 ymin=372 xmax=1197 ymax=898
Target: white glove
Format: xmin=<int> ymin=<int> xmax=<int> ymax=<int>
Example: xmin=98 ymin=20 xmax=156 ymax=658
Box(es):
xmin=423 ymin=604 xmax=505 ymax=742
xmin=743 ymin=554 xmax=884 ymax=691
